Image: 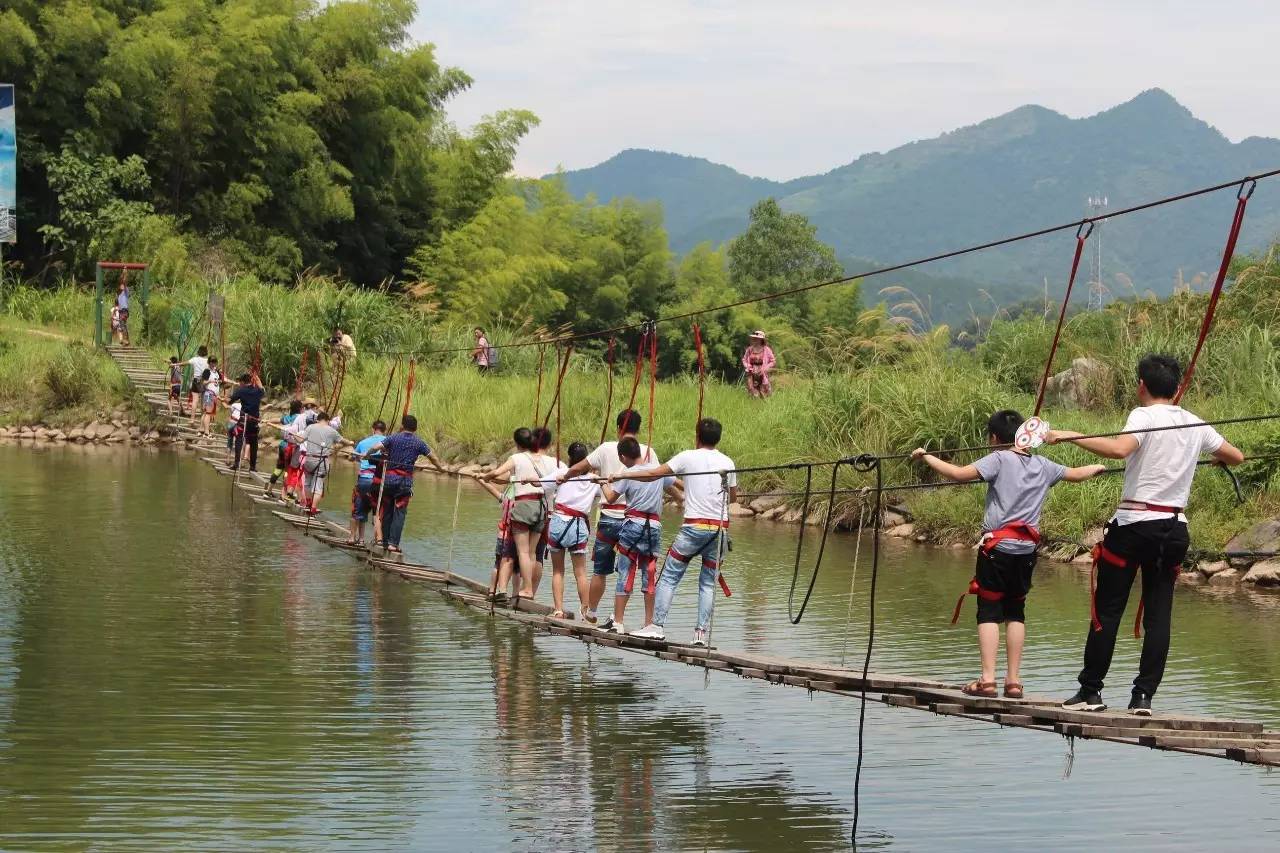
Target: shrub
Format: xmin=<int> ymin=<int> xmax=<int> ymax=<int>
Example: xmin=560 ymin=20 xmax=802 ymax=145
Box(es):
xmin=44 ymin=344 xmax=98 ymax=408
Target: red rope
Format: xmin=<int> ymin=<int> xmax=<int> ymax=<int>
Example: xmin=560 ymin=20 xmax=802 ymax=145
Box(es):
xmin=376 ymin=357 xmax=399 ymax=424
xmin=646 ymin=323 xmax=658 ymax=459
xmin=541 ymin=342 xmax=575 ymax=450
xmin=693 ymin=321 xmax=706 ymax=441
xmin=251 ymin=339 xmax=262 ymax=385
xmin=600 ymin=337 xmax=616 ymax=444
xmin=1033 ymin=222 xmax=1094 ymax=415
xmin=1174 ymin=180 xmax=1256 ymax=403
xmin=533 ymin=344 xmax=546 ymax=426
xmin=624 ymin=327 xmax=650 ymax=421
xmin=314 ymin=351 xmax=328 ymax=408
xmin=402 ymin=359 xmax=417 ymax=418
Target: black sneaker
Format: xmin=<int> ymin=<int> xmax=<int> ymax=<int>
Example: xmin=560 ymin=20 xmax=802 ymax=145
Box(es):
xmin=1061 ymin=689 xmax=1107 ymax=711
xmin=1128 ymin=691 xmax=1153 ymax=716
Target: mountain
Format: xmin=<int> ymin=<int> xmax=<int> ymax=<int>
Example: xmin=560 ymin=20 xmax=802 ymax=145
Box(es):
xmin=556 ymin=90 xmax=1280 ymax=322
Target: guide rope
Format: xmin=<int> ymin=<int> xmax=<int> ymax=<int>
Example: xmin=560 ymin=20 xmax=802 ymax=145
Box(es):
xmin=1033 ymin=222 xmax=1093 ymax=415
xmin=1174 ymin=179 xmax=1257 ymax=403
xmin=693 ymin=321 xmax=706 ymax=440
xmin=600 ymin=337 xmax=616 ymax=444
xmin=849 ymin=453 xmax=883 ymax=851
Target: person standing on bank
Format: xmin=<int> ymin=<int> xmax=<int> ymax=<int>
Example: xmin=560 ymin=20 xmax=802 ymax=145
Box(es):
xmin=115 ymin=278 xmax=131 ymax=346
xmin=1048 ymin=354 xmax=1243 ymax=715
xmin=472 ymin=327 xmax=492 ymax=372
xmin=378 ymin=414 xmax=447 ymax=554
xmin=742 ymin=331 xmax=775 ymax=398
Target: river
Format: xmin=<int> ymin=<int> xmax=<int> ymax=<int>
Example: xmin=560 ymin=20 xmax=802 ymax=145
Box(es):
xmin=1 ymin=444 xmax=1279 ymax=851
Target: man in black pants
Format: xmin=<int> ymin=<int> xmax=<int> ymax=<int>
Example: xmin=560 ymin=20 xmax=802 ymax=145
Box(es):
xmin=1048 ymin=354 xmax=1242 ymax=715
xmin=229 ymin=373 xmax=266 ymax=472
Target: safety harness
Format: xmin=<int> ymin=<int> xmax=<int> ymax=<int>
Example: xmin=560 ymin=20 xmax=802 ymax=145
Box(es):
xmin=1091 ymin=502 xmax=1183 ymax=638
xmin=950 ymin=522 xmax=1041 ymax=624
xmin=621 ymin=509 xmax=662 ymax=595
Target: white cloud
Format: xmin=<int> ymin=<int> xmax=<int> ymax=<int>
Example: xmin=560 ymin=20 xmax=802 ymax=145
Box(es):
xmin=411 ymin=0 xmax=1280 ymax=179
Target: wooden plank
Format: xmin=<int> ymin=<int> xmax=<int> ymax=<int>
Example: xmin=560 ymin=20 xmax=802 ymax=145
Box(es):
xmin=1038 ymin=710 xmax=1264 ymax=734
xmin=1226 ymin=748 xmax=1280 ymax=765
xmin=884 ymin=694 xmax=920 ymax=708
xmin=930 ymin=702 xmax=966 ymax=715
xmin=1140 ymin=735 xmax=1280 ymax=750
xmin=992 ymin=713 xmax=1036 ymax=727
xmin=739 ymin=667 xmax=768 ymax=679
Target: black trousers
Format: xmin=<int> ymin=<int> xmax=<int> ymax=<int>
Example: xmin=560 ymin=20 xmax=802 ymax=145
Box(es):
xmin=234 ymin=424 xmax=260 ymax=471
xmin=1079 ymin=518 xmax=1189 ymax=697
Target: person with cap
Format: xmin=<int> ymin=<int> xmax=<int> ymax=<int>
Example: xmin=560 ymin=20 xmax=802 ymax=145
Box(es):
xmin=742 ymin=331 xmax=776 ymax=398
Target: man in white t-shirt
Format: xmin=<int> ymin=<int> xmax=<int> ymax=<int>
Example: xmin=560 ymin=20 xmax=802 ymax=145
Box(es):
xmin=620 ymin=418 xmax=737 ymax=646
xmin=558 ymin=409 xmax=659 ymax=625
xmin=184 ymin=346 xmax=210 ymax=425
xmin=1048 ymin=354 xmax=1242 ymax=715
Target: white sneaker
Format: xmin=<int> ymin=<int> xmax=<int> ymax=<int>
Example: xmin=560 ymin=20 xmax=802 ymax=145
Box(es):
xmin=605 ymin=621 xmax=626 ymax=635
xmin=691 ymin=628 xmax=708 ymax=647
xmin=630 ymin=624 xmax=665 ymax=640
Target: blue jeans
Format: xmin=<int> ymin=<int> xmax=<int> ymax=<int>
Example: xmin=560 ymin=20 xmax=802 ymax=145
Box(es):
xmin=613 ymin=520 xmax=662 ymax=596
xmin=593 ymin=516 xmax=625 ymax=576
xmin=380 ymin=474 xmax=414 ymax=547
xmin=654 ymin=525 xmax=726 ymax=629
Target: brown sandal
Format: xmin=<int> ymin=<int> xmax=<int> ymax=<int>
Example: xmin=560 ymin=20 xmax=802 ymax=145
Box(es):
xmin=962 ymin=679 xmax=998 ymax=698
xmin=1004 ymin=682 xmax=1025 ymax=699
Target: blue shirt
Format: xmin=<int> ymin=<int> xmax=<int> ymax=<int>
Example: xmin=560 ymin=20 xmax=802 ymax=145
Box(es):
xmin=117 ymin=289 xmax=129 ymax=311
xmin=354 ymin=434 xmax=387 ymax=480
xmin=382 ymin=431 xmax=431 ymax=477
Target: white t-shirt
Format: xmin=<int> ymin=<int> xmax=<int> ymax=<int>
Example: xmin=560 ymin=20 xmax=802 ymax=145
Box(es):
xmin=587 ymin=439 xmax=659 ymax=518
xmin=668 ymin=448 xmax=737 ymax=522
xmin=205 ymin=368 xmax=222 ymax=395
xmin=228 ymin=401 xmax=242 ymax=424
xmin=188 ymin=356 xmax=208 ymax=384
xmin=510 ymin=452 xmax=553 ymax=499
xmin=1112 ymin=404 xmax=1224 ymax=526
xmin=542 ymin=458 xmax=567 ymax=502
xmin=554 ymin=476 xmax=600 ymax=515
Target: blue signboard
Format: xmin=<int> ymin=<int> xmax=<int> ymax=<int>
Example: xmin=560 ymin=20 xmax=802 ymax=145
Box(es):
xmin=1 ymin=84 xmax=15 ymax=243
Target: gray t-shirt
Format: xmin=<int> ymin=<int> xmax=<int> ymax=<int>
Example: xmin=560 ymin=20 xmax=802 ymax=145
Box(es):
xmin=972 ymin=450 xmax=1067 ymax=554
xmin=301 ymin=422 xmax=341 ymax=460
xmin=613 ymin=463 xmax=673 ymax=517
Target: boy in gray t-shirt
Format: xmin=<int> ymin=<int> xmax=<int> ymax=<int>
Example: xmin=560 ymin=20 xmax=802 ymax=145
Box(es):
xmin=913 ymin=409 xmax=1105 ymax=700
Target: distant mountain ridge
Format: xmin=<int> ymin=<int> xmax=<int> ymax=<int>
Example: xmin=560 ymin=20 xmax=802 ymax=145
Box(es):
xmin=556 ymin=90 xmax=1280 ymax=321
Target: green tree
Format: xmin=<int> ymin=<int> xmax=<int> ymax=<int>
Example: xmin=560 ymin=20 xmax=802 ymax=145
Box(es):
xmin=726 ymin=198 xmax=844 ymax=331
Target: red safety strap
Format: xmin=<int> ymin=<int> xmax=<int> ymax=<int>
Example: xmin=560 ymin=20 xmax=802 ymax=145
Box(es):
xmin=684 ymin=517 xmax=730 ymax=528
xmin=511 ymin=493 xmax=542 ymax=501
xmin=979 ymin=522 xmax=1041 ymax=554
xmin=1089 ymin=543 xmax=1129 ymax=632
xmin=1174 ymin=179 xmax=1256 ymax=403
xmin=693 ymin=321 xmax=706 ymax=442
xmin=1118 ymin=500 xmax=1183 ymax=514
xmin=600 ymin=337 xmax=617 ymax=445
xmin=625 ymin=510 xmax=661 ymax=521
xmin=949 ymin=578 xmax=1014 ymax=625
xmin=554 ymin=503 xmax=590 ymax=519
xmin=602 ymin=502 xmax=627 ymax=511
xmin=1033 ymin=222 xmax=1093 ymax=415
xmin=402 ymin=359 xmax=417 ymax=419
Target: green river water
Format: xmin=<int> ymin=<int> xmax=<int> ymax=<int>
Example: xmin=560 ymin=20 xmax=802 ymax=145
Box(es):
xmin=2 ymin=444 xmax=1279 ymax=851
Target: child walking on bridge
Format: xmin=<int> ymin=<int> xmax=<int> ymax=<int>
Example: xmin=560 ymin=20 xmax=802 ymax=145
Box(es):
xmin=914 ymin=410 xmax=1105 ymax=699
xmin=600 ymin=437 xmax=674 ymax=636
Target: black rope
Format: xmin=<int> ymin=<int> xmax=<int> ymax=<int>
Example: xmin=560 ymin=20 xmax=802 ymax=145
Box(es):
xmin=849 ymin=454 xmax=882 ymax=849
xmin=785 ymin=465 xmax=819 ymax=624
xmin=360 ymin=167 xmax=1280 ymax=359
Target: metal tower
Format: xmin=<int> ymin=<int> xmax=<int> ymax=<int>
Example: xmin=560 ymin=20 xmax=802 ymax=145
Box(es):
xmin=1087 ymin=195 xmax=1108 ymax=310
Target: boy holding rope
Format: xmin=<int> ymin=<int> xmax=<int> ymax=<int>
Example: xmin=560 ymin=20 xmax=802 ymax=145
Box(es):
xmin=1048 ymin=354 xmax=1243 ymax=715
xmin=623 ymin=418 xmax=735 ymax=646
xmin=913 ymin=410 xmax=1105 ymax=699
xmin=599 ymin=437 xmax=674 ymax=635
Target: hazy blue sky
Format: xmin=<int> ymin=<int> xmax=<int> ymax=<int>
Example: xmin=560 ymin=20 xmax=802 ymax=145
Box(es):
xmin=411 ymin=0 xmax=1280 ymax=180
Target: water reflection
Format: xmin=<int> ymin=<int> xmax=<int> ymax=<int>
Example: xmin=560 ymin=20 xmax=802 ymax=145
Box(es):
xmin=1 ymin=445 xmax=1279 ymax=850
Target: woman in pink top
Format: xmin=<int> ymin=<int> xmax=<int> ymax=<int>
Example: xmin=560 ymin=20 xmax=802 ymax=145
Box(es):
xmin=742 ymin=330 xmax=776 ymax=398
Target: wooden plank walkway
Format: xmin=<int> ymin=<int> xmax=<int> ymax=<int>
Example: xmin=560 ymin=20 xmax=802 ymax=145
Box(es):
xmin=102 ymin=344 xmax=1280 ymax=770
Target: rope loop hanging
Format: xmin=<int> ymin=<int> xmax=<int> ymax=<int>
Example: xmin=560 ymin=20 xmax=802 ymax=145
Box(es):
xmin=1032 ymin=220 xmax=1094 ymax=416
xmin=376 ymin=356 xmax=400 ymax=425
xmin=1174 ymin=178 xmax=1257 ymax=402
xmin=624 ymin=325 xmax=651 ymax=418
xmin=294 ymin=347 xmax=310 ymax=399
xmin=600 ymin=337 xmax=617 ymax=444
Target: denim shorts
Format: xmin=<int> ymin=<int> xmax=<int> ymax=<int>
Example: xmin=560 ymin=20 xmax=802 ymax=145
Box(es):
xmin=548 ymin=512 xmax=590 ymax=554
